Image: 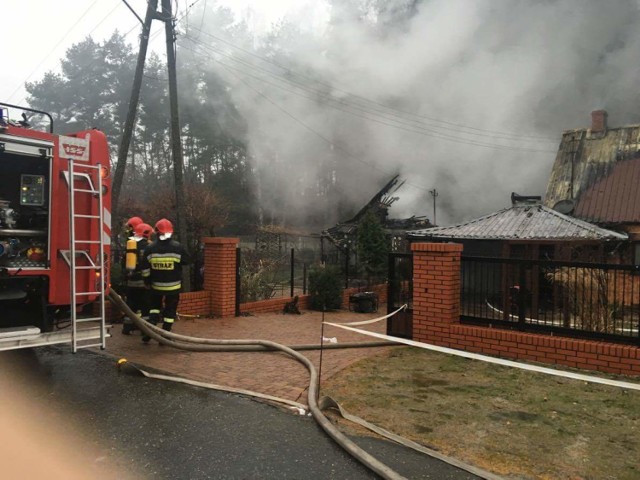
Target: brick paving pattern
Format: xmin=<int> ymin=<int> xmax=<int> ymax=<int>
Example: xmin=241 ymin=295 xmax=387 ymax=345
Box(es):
xmin=106 ymin=310 xmax=395 ymax=404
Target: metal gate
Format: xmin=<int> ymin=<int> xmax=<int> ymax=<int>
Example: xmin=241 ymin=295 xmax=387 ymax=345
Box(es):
xmin=387 ymin=253 xmax=413 ymax=339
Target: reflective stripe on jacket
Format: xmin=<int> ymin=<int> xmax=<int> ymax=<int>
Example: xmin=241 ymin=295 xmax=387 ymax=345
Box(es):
xmin=140 ymin=238 xmax=190 ymax=292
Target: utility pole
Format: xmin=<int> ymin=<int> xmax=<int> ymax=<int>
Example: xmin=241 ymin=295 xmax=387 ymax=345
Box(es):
xmin=430 ymin=189 xmax=438 ymax=226
xmin=111 ymin=0 xmax=158 ymax=223
xmin=161 ymin=0 xmax=191 ymax=290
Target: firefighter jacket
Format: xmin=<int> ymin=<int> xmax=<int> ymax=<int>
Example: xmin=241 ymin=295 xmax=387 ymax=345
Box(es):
xmin=140 ymin=239 xmax=190 ymax=292
xmin=126 ymin=238 xmax=149 ymax=288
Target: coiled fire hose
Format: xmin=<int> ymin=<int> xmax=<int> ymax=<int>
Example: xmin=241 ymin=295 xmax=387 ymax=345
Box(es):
xmin=107 ymin=289 xmax=406 ymax=480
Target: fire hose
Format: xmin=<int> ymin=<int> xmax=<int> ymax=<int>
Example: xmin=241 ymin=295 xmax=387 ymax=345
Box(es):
xmin=107 ymin=289 xmax=406 ymax=480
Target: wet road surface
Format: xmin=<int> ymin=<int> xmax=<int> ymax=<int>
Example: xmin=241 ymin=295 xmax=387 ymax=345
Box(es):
xmin=3 ymin=346 xmax=483 ymax=480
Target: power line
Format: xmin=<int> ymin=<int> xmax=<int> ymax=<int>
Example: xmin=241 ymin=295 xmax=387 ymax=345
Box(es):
xmin=181 ymin=36 xmax=557 ymax=154
xmin=184 ymin=25 xmax=559 ymax=143
xmin=182 ymin=39 xmax=431 ymax=194
xmin=16 ymin=0 xmax=203 ymax=106
xmin=7 ymin=0 xmax=108 ymax=103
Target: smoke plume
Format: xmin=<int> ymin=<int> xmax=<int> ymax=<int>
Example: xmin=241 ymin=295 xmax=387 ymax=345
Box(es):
xmin=187 ymin=0 xmax=640 ymax=227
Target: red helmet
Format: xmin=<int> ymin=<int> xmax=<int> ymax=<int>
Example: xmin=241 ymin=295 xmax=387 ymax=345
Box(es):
xmin=134 ymin=222 xmax=153 ymax=240
xmin=126 ymin=216 xmax=144 ymax=229
xmin=155 ymin=218 xmax=174 ymax=235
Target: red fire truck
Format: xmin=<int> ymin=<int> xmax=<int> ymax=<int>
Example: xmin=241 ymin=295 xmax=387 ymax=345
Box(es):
xmin=0 ymin=103 xmax=111 ymax=352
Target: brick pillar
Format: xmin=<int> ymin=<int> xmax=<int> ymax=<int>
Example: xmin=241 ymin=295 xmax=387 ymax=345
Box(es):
xmin=203 ymin=237 xmax=239 ymax=317
xmin=411 ymin=242 xmax=463 ymax=344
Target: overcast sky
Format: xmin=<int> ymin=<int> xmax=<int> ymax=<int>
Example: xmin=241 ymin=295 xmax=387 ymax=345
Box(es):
xmin=1 ymin=0 xmax=306 ymax=105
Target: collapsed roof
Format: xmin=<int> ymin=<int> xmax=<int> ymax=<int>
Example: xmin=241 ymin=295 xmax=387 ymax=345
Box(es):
xmin=323 ymin=175 xmax=431 ymax=248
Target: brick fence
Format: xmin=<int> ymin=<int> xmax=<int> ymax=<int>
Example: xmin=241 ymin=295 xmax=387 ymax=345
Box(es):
xmin=411 ymin=242 xmax=640 ymax=377
xmin=107 ymin=237 xmax=389 ymax=319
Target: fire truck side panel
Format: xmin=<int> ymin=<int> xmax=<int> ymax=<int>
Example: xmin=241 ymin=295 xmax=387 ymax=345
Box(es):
xmin=49 ymin=130 xmax=111 ymax=306
xmin=0 ymin=123 xmax=111 ymax=332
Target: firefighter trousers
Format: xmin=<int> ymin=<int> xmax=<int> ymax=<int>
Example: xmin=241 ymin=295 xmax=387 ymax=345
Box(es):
xmin=123 ymin=287 xmax=150 ymax=334
xmin=149 ymin=291 xmax=180 ymax=330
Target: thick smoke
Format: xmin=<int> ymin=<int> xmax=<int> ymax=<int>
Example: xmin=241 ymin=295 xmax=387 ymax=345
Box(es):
xmin=192 ymin=0 xmax=640 ymax=227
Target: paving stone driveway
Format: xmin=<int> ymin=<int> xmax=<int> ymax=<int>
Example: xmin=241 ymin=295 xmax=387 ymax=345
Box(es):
xmin=105 ymin=309 xmax=395 ymax=404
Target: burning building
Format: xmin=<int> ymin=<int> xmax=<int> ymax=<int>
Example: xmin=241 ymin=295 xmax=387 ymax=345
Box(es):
xmin=322 ymin=175 xmax=431 ymax=253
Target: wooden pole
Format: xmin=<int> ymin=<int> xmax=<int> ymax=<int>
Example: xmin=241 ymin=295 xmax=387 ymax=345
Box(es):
xmin=111 ymin=0 xmax=158 ymax=221
xmin=162 ymin=0 xmax=191 ymax=290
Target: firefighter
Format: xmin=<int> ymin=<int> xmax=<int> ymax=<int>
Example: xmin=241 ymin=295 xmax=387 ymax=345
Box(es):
xmin=122 ymin=222 xmax=153 ymax=335
xmin=119 ymin=216 xmax=144 ymax=278
xmin=140 ymin=218 xmax=190 ymax=343
xmin=124 ymin=216 xmax=144 ymax=237
xmin=117 ymin=216 xmax=145 ymax=323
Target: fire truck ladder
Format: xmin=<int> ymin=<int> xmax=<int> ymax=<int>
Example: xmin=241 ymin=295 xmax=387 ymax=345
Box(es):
xmin=60 ymin=159 xmax=107 ymax=352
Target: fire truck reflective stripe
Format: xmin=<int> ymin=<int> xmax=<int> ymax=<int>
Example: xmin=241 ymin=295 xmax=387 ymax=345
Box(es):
xmin=164 ymin=317 xmax=175 ymax=324
xmin=103 ymin=207 xmax=111 ymax=230
xmin=103 ymin=207 xmax=111 ymax=245
xmin=147 ymin=253 xmax=182 ymax=261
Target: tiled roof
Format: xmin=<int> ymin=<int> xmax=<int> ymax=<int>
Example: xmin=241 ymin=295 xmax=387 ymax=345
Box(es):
xmin=408 ymin=204 xmax=627 ymax=241
xmin=574 ymin=157 xmax=640 ymax=224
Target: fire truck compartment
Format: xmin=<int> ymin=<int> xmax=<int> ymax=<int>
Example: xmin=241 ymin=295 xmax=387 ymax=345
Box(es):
xmin=0 ymin=275 xmax=47 ymax=331
xmin=0 ymin=148 xmax=50 ymax=269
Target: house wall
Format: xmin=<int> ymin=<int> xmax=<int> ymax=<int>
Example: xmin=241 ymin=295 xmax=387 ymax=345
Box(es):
xmin=412 ymin=242 xmax=640 ymax=377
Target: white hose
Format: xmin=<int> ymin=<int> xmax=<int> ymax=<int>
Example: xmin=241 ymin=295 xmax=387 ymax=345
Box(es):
xmin=107 ymin=290 xmax=407 ymax=480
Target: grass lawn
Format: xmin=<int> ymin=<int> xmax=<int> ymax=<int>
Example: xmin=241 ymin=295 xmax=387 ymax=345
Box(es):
xmin=322 ymin=347 xmax=640 ymax=480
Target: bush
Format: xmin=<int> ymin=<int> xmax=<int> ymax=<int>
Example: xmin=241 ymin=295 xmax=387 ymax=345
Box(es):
xmin=308 ymin=264 xmax=343 ymax=311
xmin=239 ymin=250 xmax=279 ymax=302
xmin=357 ymin=210 xmax=389 ymax=284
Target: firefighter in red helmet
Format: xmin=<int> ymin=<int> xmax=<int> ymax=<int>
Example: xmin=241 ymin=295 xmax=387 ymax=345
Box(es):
xmin=118 ymin=216 xmax=145 ymax=326
xmin=140 ymin=218 xmax=190 ymax=343
xmin=122 ymin=222 xmax=153 ymax=335
xmin=124 ymin=216 xmax=143 ymax=237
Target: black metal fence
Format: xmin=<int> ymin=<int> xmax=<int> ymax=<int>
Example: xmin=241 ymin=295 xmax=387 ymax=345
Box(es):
xmin=387 ymin=253 xmax=413 ymax=339
xmin=238 ymin=234 xmax=317 ymax=302
xmin=237 ymin=233 xmax=388 ymax=303
xmin=461 ymin=256 xmax=640 ymax=344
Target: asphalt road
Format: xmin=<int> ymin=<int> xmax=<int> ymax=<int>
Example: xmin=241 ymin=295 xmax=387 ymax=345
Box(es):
xmin=3 ymin=346 xmax=483 ymax=480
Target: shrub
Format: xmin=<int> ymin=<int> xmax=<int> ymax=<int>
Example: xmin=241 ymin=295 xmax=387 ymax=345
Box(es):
xmin=308 ymin=264 xmax=343 ymax=311
xmin=357 ymin=210 xmax=389 ymax=284
xmin=239 ymin=250 xmax=279 ymax=302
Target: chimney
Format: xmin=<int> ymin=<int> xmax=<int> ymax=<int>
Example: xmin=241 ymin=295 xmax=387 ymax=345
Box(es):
xmin=591 ymin=109 xmax=608 ymax=134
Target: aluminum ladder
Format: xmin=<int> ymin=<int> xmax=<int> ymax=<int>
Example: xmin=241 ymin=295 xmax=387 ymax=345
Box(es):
xmin=60 ymin=159 xmax=107 ymax=352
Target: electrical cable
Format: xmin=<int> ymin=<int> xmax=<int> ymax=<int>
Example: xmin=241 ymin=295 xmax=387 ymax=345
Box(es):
xmin=9 ymin=0 xmax=128 ymax=105
xmin=181 ymin=36 xmax=557 ymax=153
xmin=182 ymin=25 xmax=558 ymax=142
xmin=180 ymin=34 xmax=555 ymax=200
xmin=204 ymin=50 xmax=433 ymax=193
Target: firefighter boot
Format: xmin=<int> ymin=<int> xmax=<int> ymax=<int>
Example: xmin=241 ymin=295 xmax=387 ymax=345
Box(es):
xmin=122 ymin=311 xmax=142 ymax=335
xmin=142 ymin=314 xmax=160 ymax=343
xmin=158 ymin=321 xmax=173 ymax=347
xmin=122 ymin=317 xmax=134 ymax=335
